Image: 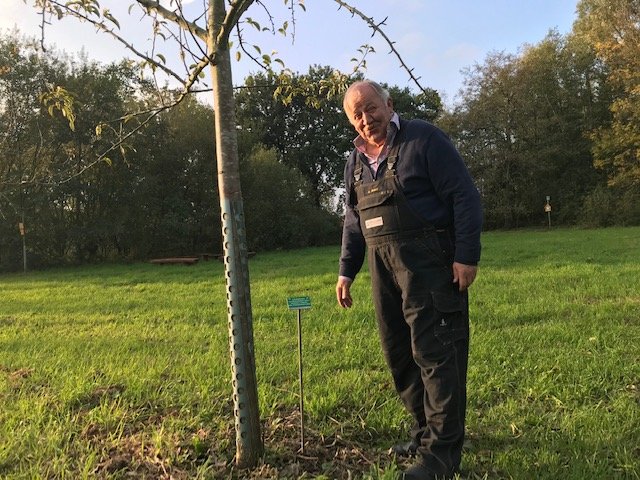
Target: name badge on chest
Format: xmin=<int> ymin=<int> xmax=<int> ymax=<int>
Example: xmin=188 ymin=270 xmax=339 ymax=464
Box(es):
xmin=365 ymin=216 xmax=384 ymax=229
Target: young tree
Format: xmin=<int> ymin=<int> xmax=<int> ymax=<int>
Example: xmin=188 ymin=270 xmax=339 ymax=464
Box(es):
xmin=28 ymin=0 xmax=431 ymax=467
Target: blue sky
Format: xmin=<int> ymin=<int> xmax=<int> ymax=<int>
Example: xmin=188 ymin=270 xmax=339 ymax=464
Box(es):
xmin=2 ymin=0 xmax=579 ymax=104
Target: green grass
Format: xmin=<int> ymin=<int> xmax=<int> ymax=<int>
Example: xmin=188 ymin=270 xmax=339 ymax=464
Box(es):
xmin=1 ymin=227 xmax=639 ymax=479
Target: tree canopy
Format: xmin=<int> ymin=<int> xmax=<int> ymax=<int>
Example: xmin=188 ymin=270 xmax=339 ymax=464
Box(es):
xmin=575 ymin=0 xmax=640 ymax=188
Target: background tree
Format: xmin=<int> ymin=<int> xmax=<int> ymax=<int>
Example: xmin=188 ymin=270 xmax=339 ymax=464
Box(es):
xmin=575 ymin=0 xmax=640 ymax=188
xmin=573 ymin=0 xmax=640 ymax=225
xmin=440 ymin=51 xmax=528 ymax=228
xmin=240 ymin=146 xmax=341 ymax=250
xmin=235 ymin=66 xmax=356 ymax=209
xmin=0 ymin=34 xmax=139 ymax=267
xmin=387 ymin=84 xmax=442 ymax=122
xmin=441 ymin=31 xmax=612 ymax=228
xmin=0 ymin=33 xmax=364 ymax=269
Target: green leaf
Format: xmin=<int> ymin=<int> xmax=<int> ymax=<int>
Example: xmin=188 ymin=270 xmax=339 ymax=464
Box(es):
xmin=246 ymin=18 xmax=261 ymax=31
xmin=103 ymin=9 xmax=120 ymax=29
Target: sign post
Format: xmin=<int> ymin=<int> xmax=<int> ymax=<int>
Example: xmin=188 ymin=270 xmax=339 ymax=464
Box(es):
xmin=18 ymin=221 xmax=26 ymax=273
xmin=544 ymin=196 xmax=552 ymax=229
xmin=286 ymin=295 xmax=311 ymax=454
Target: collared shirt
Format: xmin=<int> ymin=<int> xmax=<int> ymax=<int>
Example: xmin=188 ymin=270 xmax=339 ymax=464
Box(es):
xmin=353 ymin=113 xmax=400 ymax=176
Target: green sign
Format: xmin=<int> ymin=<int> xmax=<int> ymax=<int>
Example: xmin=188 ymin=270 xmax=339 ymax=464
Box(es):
xmin=287 ymin=296 xmax=311 ymax=310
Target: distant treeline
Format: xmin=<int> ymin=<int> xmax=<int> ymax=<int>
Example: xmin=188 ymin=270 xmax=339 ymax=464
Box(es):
xmin=1 ymin=0 xmax=638 ymax=270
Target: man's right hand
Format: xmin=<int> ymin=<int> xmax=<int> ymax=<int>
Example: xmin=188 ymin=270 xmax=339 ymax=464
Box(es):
xmin=336 ymin=277 xmax=353 ymax=308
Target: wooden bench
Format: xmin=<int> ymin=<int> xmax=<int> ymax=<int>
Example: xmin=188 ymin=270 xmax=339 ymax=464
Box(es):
xmin=149 ymin=257 xmax=199 ymax=265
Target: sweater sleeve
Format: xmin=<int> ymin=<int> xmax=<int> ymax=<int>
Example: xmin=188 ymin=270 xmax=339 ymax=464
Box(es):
xmin=338 ymin=152 xmax=366 ymax=280
xmin=426 ymin=129 xmax=483 ymax=265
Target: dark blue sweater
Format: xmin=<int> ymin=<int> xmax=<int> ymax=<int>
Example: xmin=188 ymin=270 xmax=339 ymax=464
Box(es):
xmin=339 ymin=118 xmax=483 ymax=280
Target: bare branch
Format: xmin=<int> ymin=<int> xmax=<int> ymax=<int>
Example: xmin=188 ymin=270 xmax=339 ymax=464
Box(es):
xmin=135 ymin=0 xmax=208 ymax=41
xmin=289 ymin=0 xmax=297 ymax=43
xmin=42 ymin=0 xmax=186 ymax=85
xmin=332 ymin=0 xmax=429 ymax=93
xmin=235 ymin=23 xmax=270 ymax=70
xmin=28 ymin=0 xmax=216 ymax=187
xmin=44 ymin=95 xmax=179 ymax=187
xmin=39 ymin=2 xmax=49 ymax=52
xmin=137 ymin=0 xmax=213 ymax=78
xmin=218 ymin=0 xmax=255 ymax=48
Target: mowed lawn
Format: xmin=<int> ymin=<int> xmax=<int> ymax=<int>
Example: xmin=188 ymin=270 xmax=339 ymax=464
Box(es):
xmin=1 ymin=227 xmax=639 ymax=479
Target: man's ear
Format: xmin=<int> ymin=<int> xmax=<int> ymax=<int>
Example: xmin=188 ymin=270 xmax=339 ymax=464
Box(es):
xmin=387 ymin=98 xmax=394 ymax=110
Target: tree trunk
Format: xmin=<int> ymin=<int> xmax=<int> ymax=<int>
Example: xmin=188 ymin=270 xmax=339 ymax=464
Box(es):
xmin=208 ymin=0 xmax=263 ymax=468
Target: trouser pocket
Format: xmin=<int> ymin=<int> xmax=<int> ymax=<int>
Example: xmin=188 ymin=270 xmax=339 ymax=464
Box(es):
xmin=432 ymin=291 xmax=468 ymax=346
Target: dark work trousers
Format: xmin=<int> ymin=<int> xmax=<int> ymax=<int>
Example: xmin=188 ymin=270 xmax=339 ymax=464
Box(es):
xmin=354 ymin=154 xmax=470 ymax=475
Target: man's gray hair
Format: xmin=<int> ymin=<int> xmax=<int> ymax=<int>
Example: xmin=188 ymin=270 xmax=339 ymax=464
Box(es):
xmin=343 ymin=80 xmax=390 ymax=108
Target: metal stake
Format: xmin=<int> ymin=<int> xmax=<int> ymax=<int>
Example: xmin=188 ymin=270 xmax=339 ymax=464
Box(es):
xmin=297 ymin=308 xmax=305 ymax=454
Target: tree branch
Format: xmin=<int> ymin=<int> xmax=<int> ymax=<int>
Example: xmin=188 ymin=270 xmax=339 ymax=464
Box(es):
xmin=218 ymin=0 xmax=255 ymax=48
xmin=41 ymin=0 xmax=186 ymax=85
xmin=333 ymin=0 xmax=429 ymax=94
xmin=135 ymin=0 xmax=208 ymax=41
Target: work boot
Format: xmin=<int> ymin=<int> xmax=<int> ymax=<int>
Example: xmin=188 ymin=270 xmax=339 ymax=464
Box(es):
xmin=388 ymin=439 xmax=419 ymax=457
xmin=402 ymin=460 xmax=458 ymax=480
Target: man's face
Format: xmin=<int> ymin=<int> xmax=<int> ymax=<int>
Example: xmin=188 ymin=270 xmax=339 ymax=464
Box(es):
xmin=344 ymin=84 xmax=394 ymax=146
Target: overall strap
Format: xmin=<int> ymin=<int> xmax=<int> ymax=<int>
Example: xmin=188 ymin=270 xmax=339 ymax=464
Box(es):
xmin=384 ymin=142 xmax=401 ymax=177
xmin=385 ymin=118 xmax=403 ymax=176
xmin=353 ymin=152 xmax=364 ymax=187
xmin=354 ymin=119 xmax=403 ymax=186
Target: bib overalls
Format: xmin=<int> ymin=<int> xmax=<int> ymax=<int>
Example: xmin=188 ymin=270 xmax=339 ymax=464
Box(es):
xmin=353 ymin=141 xmax=470 ymax=475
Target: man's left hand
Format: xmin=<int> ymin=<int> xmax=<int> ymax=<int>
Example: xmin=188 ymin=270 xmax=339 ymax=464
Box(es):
xmin=452 ymin=262 xmax=478 ymax=291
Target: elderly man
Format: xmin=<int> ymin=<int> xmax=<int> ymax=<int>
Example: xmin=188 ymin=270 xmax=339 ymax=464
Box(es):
xmin=336 ymin=80 xmax=482 ymax=479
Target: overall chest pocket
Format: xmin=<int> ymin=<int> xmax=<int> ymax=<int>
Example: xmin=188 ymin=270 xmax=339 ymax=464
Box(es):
xmin=356 ymin=187 xmax=394 ymax=212
xmin=356 ymin=187 xmax=396 ymax=233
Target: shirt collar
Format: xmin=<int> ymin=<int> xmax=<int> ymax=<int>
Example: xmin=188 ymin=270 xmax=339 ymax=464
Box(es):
xmin=353 ymin=112 xmax=400 ymax=154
